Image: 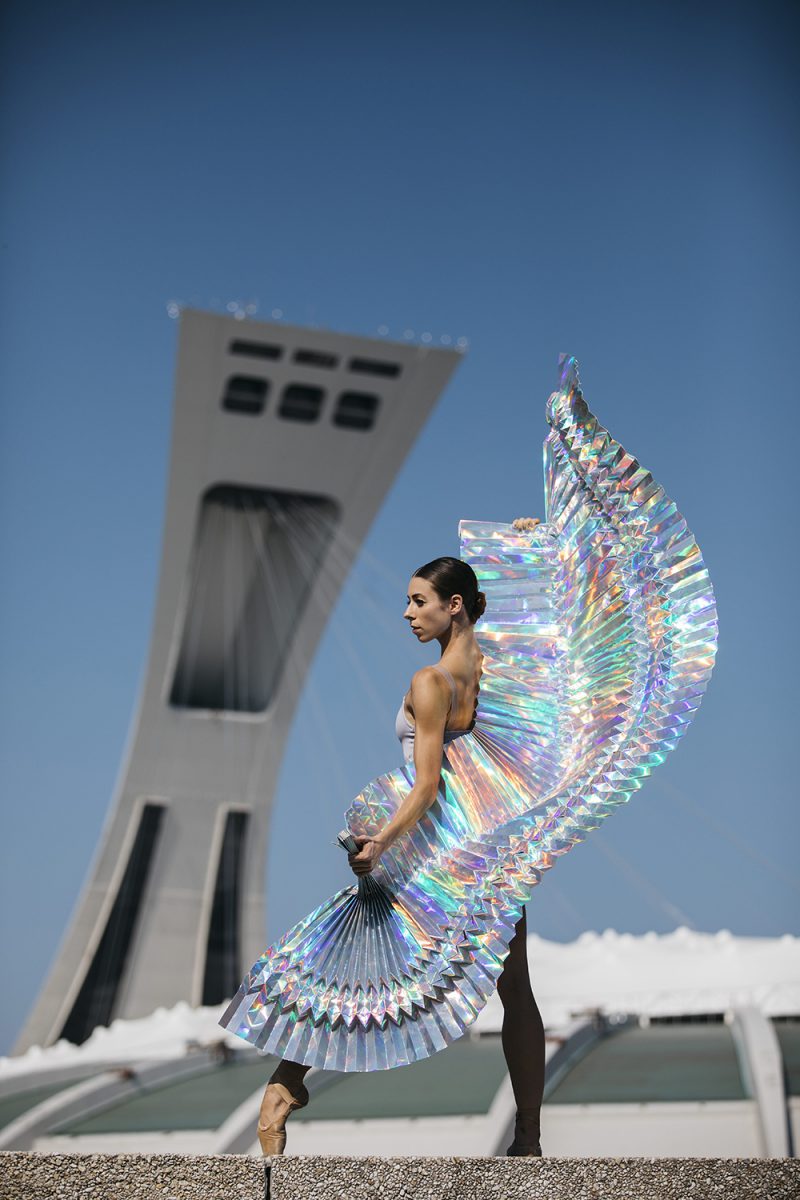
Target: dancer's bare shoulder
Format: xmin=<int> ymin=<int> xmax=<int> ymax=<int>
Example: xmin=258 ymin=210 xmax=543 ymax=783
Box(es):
xmin=410 ymin=664 xmax=451 ymax=698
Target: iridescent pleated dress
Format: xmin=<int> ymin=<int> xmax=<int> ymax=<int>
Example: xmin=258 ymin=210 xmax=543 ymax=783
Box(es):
xmin=219 ymin=357 xmax=718 ymax=1072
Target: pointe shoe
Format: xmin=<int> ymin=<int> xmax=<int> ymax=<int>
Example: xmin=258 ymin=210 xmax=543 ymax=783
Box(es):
xmin=505 ymin=1138 xmax=542 ymax=1156
xmin=257 ymin=1080 xmax=309 ymax=1156
xmin=506 ymin=1114 xmax=542 ymax=1156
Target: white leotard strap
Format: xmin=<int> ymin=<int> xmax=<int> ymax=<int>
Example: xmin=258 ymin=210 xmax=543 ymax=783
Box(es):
xmin=432 ymin=663 xmax=457 ymax=715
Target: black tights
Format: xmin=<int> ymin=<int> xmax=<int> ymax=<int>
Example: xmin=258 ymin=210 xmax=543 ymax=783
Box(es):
xmin=496 ymin=904 xmax=546 ymax=1147
xmin=269 ymin=904 xmax=545 ymax=1148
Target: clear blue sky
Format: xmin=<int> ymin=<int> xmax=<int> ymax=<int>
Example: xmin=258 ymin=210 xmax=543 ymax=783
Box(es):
xmin=1 ymin=0 xmax=798 ymax=1055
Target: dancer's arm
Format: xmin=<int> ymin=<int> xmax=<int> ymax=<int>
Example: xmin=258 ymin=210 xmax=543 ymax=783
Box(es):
xmin=378 ymin=668 xmax=449 ymax=847
xmin=348 ymin=668 xmax=450 ymax=875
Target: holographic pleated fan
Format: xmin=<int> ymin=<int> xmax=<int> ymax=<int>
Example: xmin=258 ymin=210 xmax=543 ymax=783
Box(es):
xmin=219 ymin=357 xmax=718 ymax=1071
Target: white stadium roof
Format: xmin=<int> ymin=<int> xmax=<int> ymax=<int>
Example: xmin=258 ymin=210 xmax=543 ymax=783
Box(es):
xmin=3 ymin=928 xmax=796 ymax=1080
xmin=1 ymin=929 xmax=798 ymax=1160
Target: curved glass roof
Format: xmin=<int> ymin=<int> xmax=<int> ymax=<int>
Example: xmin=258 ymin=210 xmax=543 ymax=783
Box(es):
xmin=52 ymin=1035 xmax=510 ymax=1133
xmin=294 ymin=1034 xmax=508 ymax=1121
xmin=16 ymin=1016 xmax=791 ymax=1140
xmin=773 ymin=1019 xmax=800 ymax=1097
xmin=547 ymin=1024 xmax=749 ymax=1104
xmin=55 ymin=1055 xmax=281 ymax=1135
xmin=0 ymin=1072 xmax=98 ymax=1130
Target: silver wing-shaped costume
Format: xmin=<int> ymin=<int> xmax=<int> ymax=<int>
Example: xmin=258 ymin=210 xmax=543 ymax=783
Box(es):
xmin=219 ymin=357 xmax=718 ymax=1071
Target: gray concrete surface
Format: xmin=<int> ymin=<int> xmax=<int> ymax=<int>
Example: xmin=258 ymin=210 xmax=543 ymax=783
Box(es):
xmin=0 ymin=1153 xmax=265 ymax=1200
xmin=1 ymin=1153 xmax=798 ymax=1200
xmin=271 ymin=1156 xmax=800 ymax=1200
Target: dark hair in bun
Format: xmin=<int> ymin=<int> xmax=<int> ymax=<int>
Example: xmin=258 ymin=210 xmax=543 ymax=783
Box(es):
xmin=412 ymin=556 xmax=487 ymax=624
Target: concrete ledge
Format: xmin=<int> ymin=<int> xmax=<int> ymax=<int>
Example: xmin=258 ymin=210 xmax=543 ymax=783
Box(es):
xmin=0 ymin=1153 xmax=265 ymax=1199
xmin=272 ymin=1157 xmax=799 ymax=1199
xmin=1 ymin=1153 xmax=798 ymax=1200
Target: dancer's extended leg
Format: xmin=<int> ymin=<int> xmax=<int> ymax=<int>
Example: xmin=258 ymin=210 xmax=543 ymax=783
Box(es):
xmin=496 ymin=904 xmax=545 ymax=1152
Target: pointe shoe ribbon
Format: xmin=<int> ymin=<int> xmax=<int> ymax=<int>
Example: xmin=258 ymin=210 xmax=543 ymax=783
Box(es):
xmin=257 ymin=1081 xmax=309 ymax=1157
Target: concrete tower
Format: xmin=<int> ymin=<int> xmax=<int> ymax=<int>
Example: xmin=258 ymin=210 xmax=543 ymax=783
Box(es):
xmin=16 ymin=309 xmax=462 ymax=1052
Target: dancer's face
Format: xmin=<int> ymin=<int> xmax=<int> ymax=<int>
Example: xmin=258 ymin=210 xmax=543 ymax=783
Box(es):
xmin=403 ymin=575 xmax=462 ymax=642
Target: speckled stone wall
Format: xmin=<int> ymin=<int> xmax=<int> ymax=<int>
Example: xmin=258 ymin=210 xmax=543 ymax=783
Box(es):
xmin=271 ymin=1156 xmax=800 ymax=1200
xmin=0 ymin=1154 xmax=264 ymax=1200
xmin=1 ymin=1153 xmax=798 ymax=1200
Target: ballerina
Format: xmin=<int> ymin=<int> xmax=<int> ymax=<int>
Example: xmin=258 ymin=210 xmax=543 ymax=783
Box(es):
xmin=253 ymin=554 xmax=546 ymax=1155
xmin=219 ymin=356 xmax=718 ymax=1156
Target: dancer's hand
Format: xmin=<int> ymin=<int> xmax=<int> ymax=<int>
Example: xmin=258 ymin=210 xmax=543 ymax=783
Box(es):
xmin=512 ymin=516 xmax=541 ymax=531
xmin=348 ymin=834 xmax=386 ymax=877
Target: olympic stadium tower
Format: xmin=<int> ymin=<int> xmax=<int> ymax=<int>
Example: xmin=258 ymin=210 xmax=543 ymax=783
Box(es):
xmin=13 ymin=309 xmax=463 ymax=1054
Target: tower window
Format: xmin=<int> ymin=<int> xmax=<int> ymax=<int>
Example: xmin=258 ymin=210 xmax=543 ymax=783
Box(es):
xmin=279 ymin=384 xmax=325 ymax=423
xmin=59 ymin=803 xmax=166 ymax=1045
xmin=229 ymin=339 xmax=283 ymax=360
xmin=333 ymin=391 xmax=379 ymax=431
xmin=202 ymin=810 xmax=249 ymax=1006
xmin=170 ymin=484 xmax=340 ymax=713
xmin=348 ymin=356 xmax=401 ymax=379
xmin=222 ymin=376 xmax=269 ymax=416
xmin=293 ymin=348 xmax=339 ymax=369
